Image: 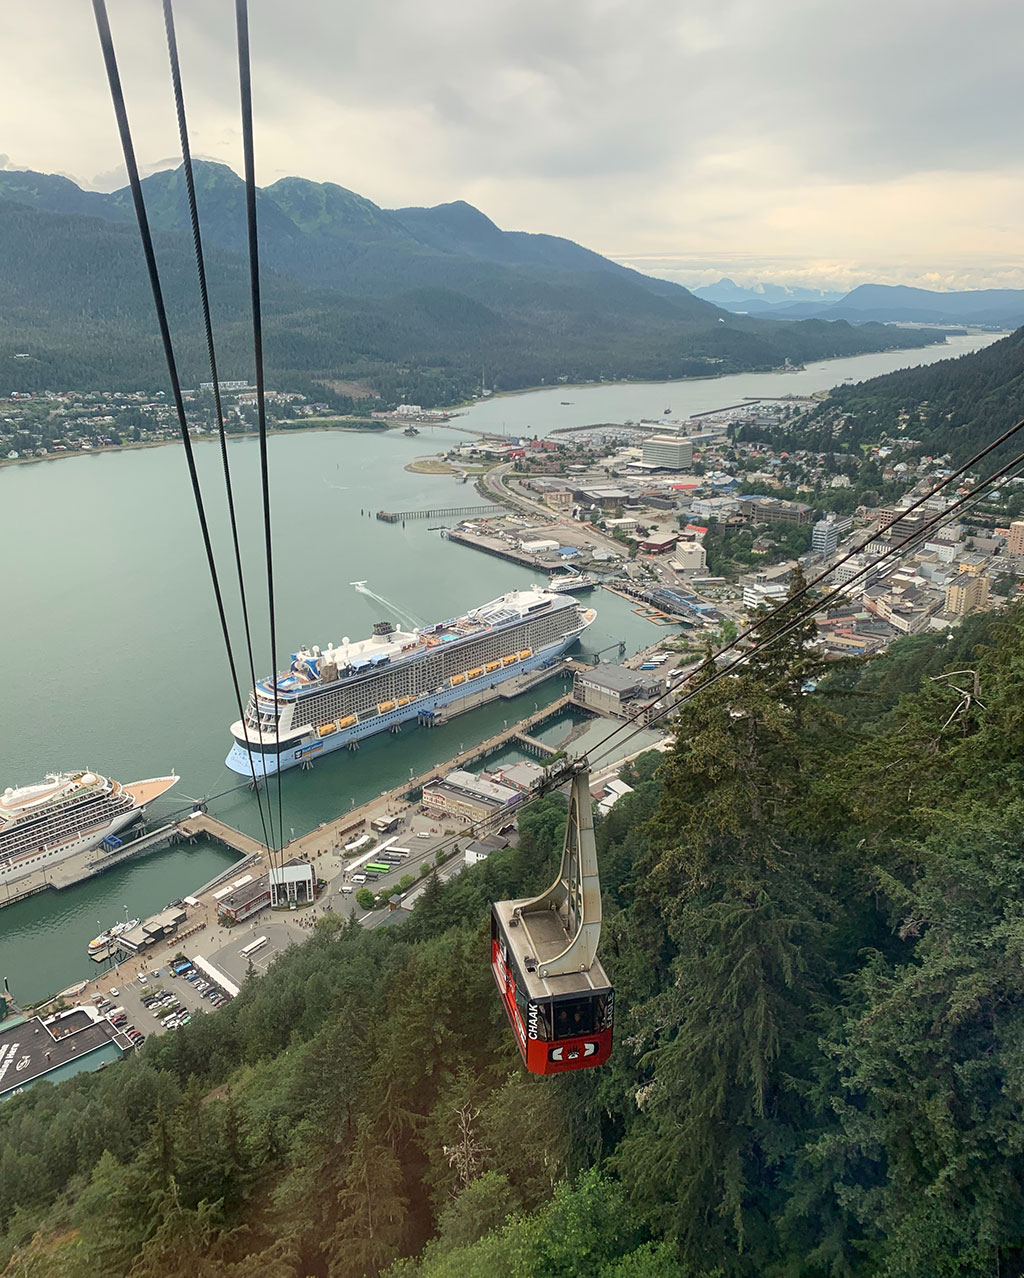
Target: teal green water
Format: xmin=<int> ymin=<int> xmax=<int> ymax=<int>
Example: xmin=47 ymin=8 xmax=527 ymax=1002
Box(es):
xmin=0 ymin=339 xmax=1000 ymax=1002
xmin=0 ymin=841 xmax=239 ymax=1004
xmin=0 ymin=427 xmax=655 ymax=1000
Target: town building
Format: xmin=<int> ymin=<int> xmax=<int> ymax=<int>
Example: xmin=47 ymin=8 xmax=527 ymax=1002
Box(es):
xmin=740 ymin=496 xmax=813 ymax=526
xmin=812 ymin=518 xmax=840 ymax=557
xmin=638 ymin=532 xmax=679 ymax=554
xmin=593 ymin=777 xmax=635 ymax=815
xmin=671 ymin=542 xmax=707 ymax=576
xmin=945 ymin=572 xmax=990 ymax=617
xmin=119 ymin=906 xmax=187 ymax=954
xmin=216 ymin=873 xmax=271 ymax=923
xmin=1007 ymin=520 xmax=1024 ymax=556
xmin=573 ymin=663 xmax=664 ymax=722
xmin=422 ymin=769 xmax=523 ymax=826
xmin=742 ymin=580 xmax=790 ymax=609
xmin=0 ymin=1006 xmax=130 ymax=1100
xmin=690 ymin=495 xmax=740 ymax=520
xmin=269 ymin=858 xmax=317 ymax=908
xmin=641 ymin=435 xmax=694 ymax=470
xmin=573 ymin=486 xmax=634 ymax=510
xmin=490 ymin=761 xmax=546 ymax=793
xmin=463 ymin=835 xmax=510 ymax=866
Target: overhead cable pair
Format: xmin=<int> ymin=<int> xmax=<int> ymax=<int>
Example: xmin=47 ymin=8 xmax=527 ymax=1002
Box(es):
xmin=91 ymin=0 xmax=284 ymax=868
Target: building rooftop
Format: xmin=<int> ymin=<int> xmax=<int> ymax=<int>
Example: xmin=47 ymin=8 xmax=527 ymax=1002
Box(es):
xmin=217 ymin=874 xmax=270 ymax=912
xmin=0 ymin=1008 xmax=122 ymax=1099
xmin=577 ymin=662 xmax=662 ymax=696
xmin=442 ymin=770 xmax=521 ymax=805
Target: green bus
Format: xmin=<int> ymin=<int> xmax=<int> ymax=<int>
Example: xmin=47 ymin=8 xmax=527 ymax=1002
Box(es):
xmin=364 ymin=862 xmax=392 ymax=875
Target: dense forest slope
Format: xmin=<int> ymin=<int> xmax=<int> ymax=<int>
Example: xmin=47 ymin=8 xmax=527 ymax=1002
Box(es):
xmin=0 ymin=163 xmax=943 ymax=400
xmin=3 ymin=591 xmax=1024 ymax=1277
xmin=738 ymin=325 xmax=1024 ymax=467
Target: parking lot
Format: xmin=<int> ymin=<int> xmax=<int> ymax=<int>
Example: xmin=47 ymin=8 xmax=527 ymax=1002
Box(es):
xmin=95 ymin=958 xmax=235 ymax=1039
xmin=73 ymin=784 xmax=489 ymax=1038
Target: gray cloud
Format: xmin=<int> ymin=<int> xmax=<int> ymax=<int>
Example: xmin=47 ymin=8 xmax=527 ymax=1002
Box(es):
xmin=2 ymin=0 xmax=1023 ymax=286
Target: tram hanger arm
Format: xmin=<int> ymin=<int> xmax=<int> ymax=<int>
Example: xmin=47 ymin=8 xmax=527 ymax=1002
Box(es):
xmin=512 ymin=761 xmax=602 ymax=978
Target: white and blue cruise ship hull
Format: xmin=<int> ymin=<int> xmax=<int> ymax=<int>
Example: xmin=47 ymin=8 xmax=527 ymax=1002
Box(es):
xmin=226 ymin=635 xmax=579 ymax=779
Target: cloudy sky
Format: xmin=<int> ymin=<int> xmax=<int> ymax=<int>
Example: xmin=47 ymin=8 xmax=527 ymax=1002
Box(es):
xmin=2 ymin=0 xmax=1023 ymax=292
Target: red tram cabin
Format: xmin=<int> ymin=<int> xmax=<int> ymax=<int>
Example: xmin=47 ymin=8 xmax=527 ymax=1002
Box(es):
xmin=491 ymin=900 xmax=613 ymax=1074
xmin=490 ymin=762 xmax=614 ymax=1075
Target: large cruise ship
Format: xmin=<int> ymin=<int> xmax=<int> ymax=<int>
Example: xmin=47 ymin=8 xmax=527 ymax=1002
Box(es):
xmin=226 ymin=587 xmax=596 ymax=777
xmin=0 ymin=771 xmax=178 ymax=887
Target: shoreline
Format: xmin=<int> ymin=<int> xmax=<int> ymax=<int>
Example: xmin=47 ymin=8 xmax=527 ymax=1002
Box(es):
xmin=0 ymin=418 xmax=395 ymax=473
xmin=1 ymin=331 xmax=999 ymax=474
xmin=442 ymin=328 xmax=1008 ymax=413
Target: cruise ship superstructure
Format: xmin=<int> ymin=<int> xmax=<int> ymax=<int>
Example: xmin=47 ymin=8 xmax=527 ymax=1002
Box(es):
xmin=0 ymin=771 xmax=179 ymax=886
xmin=226 ymin=587 xmax=596 ymax=777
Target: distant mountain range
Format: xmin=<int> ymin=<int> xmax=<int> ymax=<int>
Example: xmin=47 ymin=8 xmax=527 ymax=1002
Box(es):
xmin=692 ymin=278 xmax=846 ymax=311
xmin=0 ymin=163 xmax=946 ymax=402
xmin=694 ymin=277 xmax=1024 ymax=328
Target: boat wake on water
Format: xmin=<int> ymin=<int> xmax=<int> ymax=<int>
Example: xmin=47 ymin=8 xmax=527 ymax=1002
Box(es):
xmin=349 ymin=581 xmax=422 ymax=628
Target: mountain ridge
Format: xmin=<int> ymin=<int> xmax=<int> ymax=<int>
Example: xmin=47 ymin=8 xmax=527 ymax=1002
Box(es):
xmin=0 ymin=162 xmax=947 ymax=401
xmin=699 ymin=277 xmax=1024 ymax=327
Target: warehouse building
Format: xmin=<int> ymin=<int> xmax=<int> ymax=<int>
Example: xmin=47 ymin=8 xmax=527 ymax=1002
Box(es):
xmin=573 ymin=663 xmax=664 ymax=723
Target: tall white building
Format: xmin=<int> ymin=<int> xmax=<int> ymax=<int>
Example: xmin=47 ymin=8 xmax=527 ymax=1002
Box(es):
xmin=812 ymin=518 xmax=839 ymax=557
xmin=642 ymin=435 xmax=693 ymax=470
xmin=672 ymin=542 xmax=707 ymax=576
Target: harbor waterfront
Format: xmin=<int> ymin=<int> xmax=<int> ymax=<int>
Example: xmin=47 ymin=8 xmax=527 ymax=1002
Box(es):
xmin=454 ymin=331 xmax=1004 ymax=434
xmin=0 ymin=337 xmax=1001 ymax=1003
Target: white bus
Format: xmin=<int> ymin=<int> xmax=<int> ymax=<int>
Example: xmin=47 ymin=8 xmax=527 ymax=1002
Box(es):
xmin=240 ymin=936 xmax=268 ymax=958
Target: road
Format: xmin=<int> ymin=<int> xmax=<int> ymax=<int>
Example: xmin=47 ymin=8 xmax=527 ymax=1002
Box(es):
xmin=477 ymin=462 xmax=627 ymax=559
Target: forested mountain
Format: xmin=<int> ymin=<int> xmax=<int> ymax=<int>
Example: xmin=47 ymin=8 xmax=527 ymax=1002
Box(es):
xmin=824 ymin=283 xmax=1024 ymax=326
xmin=3 ymin=591 xmax=1024 ymax=1277
xmin=739 ymin=326 xmax=1024 ymax=466
xmin=0 ymin=163 xmax=944 ymax=401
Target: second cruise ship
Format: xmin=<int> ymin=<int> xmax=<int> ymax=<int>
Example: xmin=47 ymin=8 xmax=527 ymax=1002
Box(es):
xmin=226 ymin=587 xmax=595 ymax=776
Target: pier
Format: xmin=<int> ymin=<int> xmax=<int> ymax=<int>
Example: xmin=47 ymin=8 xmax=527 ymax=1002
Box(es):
xmin=376 ymin=503 xmax=505 ymax=523
xmin=442 ymin=529 xmax=558 ymax=573
xmin=0 ymin=691 xmax=595 ymax=914
xmin=0 ymin=821 xmax=182 ymax=908
xmin=176 ymin=812 xmax=266 ymax=859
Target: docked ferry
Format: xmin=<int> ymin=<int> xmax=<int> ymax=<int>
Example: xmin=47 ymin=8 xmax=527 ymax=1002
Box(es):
xmin=0 ymin=771 xmax=179 ymax=887
xmin=226 ymin=587 xmax=596 ymax=777
xmin=88 ymin=918 xmax=141 ymax=955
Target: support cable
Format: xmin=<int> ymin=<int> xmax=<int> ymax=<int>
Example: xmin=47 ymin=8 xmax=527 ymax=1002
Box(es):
xmin=161 ymin=0 xmax=273 ymax=858
xmin=91 ymin=0 xmax=275 ymax=862
xmin=235 ymin=0 xmax=285 ymax=866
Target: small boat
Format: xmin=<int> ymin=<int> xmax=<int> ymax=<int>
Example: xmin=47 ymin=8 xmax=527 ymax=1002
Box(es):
xmin=403 ymin=425 xmax=420 ymax=436
xmin=560 ymin=401 xmax=573 ymax=405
